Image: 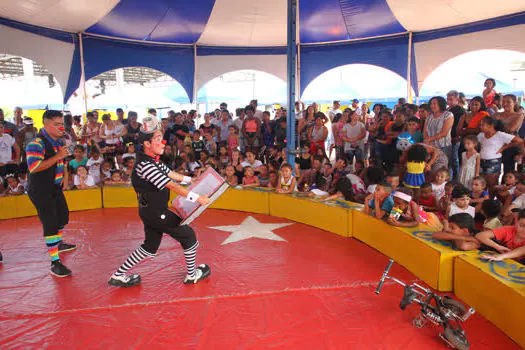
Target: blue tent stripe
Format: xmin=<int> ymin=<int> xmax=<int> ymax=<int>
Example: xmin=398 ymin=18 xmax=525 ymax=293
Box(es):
xmin=300 ymin=0 xmax=406 ymax=43
xmin=86 ymin=0 xmax=215 ymax=44
xmin=0 ymin=17 xmax=74 ymax=43
xmin=80 ymin=36 xmax=194 ymax=101
xmin=338 ymin=0 xmax=406 ymax=39
xmin=300 ymin=35 xmax=417 ymax=96
xmin=197 ymin=46 xmax=287 ymax=56
xmin=64 ymin=37 xmax=82 ymax=104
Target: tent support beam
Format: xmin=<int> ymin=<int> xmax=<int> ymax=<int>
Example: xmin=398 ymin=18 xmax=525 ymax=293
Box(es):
xmin=286 ymin=0 xmax=298 ymax=166
xmin=193 ymin=43 xmax=198 ymax=112
xmin=78 ymin=32 xmax=88 ymax=116
xmin=407 ymin=31 xmax=413 ymax=103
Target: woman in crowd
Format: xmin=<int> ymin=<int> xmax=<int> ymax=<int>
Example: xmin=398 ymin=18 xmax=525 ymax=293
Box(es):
xmin=423 ymin=96 xmax=454 ymax=165
xmin=308 ymin=113 xmax=328 ymax=155
xmin=493 ymin=94 xmax=525 ymax=173
xmin=456 ymin=96 xmax=489 ymax=139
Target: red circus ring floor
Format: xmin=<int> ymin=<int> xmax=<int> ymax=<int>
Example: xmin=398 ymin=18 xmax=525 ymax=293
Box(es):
xmin=0 ymin=208 xmax=519 ymax=349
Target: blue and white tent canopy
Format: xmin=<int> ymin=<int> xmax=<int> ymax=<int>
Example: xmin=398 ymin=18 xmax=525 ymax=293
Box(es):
xmin=1 ymin=0 xmax=525 ymax=103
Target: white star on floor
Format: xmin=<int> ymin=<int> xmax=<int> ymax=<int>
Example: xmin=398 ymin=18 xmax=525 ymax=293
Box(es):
xmin=209 ymin=216 xmax=293 ymax=245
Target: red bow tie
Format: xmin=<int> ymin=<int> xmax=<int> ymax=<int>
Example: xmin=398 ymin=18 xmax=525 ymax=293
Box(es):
xmin=146 ymin=152 xmax=160 ymax=162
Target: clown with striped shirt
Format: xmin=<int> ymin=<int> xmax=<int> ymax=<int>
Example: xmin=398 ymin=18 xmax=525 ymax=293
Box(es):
xmin=26 ymin=110 xmax=77 ymax=277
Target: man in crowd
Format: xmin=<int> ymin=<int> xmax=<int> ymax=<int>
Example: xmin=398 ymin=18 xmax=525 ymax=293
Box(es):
xmin=26 ymin=110 xmax=77 ymax=277
xmin=329 ymin=100 xmax=342 ymax=122
xmin=0 ymin=122 xmax=21 ymax=177
xmin=447 ymin=90 xmax=466 ymax=180
xmin=0 ymin=108 xmax=18 ymax=137
xmin=116 ymin=108 xmax=128 ymax=125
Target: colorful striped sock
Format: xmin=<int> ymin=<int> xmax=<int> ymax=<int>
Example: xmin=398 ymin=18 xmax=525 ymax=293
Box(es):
xmin=45 ymin=234 xmax=62 ymax=262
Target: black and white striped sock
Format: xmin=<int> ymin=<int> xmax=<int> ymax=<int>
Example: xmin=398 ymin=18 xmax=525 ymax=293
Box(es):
xmin=114 ymin=246 xmax=155 ymax=276
xmin=184 ymin=241 xmax=199 ymax=278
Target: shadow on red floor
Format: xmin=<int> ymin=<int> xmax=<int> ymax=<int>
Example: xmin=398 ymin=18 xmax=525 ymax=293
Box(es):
xmin=0 ymin=208 xmax=519 ymax=349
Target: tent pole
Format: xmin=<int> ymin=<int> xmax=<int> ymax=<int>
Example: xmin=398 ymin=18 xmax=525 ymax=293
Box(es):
xmin=193 ymin=43 xmax=198 ymax=116
xmin=406 ymin=31 xmax=413 ymax=103
xmin=286 ymin=0 xmax=298 ymax=167
xmin=78 ymin=33 xmax=89 ymax=118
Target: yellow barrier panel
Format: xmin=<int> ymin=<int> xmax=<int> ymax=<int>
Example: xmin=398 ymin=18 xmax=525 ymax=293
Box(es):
xmin=352 ymin=210 xmax=467 ymax=291
xmin=0 ymin=194 xmax=37 ymax=219
xmin=269 ymin=193 xmax=352 ymax=237
xmin=64 ymin=189 xmax=102 ymax=212
xmin=102 ymin=186 xmax=137 ymax=208
xmin=454 ymin=254 xmax=525 ymax=348
xmin=210 ymin=188 xmax=270 ymax=215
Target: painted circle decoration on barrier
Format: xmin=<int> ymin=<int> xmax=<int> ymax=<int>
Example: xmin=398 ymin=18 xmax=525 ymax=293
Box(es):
xmin=411 ymin=230 xmax=454 ymax=248
xmin=477 ymin=251 xmax=525 ymax=285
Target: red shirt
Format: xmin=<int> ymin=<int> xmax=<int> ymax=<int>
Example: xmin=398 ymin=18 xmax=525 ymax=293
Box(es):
xmin=492 ymin=226 xmax=525 ymax=250
xmin=419 ymin=194 xmax=436 ymax=208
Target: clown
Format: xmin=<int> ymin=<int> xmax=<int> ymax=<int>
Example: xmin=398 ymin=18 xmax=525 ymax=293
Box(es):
xmin=108 ymin=117 xmax=211 ymax=287
xmin=26 ymin=110 xmax=77 ymax=277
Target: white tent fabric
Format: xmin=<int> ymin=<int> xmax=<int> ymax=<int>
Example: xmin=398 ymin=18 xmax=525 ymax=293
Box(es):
xmin=197 ymin=0 xmax=287 ymax=46
xmin=196 ymin=55 xmax=286 ymax=92
xmin=1 ymin=0 xmax=524 ymax=46
xmin=0 ymin=24 xmax=74 ymax=94
xmin=387 ymin=0 xmax=525 ymax=32
xmin=0 ymin=0 xmax=118 ymax=33
xmin=414 ymin=23 xmax=525 ymax=91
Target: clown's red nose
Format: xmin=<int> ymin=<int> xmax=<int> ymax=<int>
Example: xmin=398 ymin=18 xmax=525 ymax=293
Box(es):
xmin=59 ymin=127 xmax=65 ymax=131
xmin=162 ymin=140 xmax=167 ymax=145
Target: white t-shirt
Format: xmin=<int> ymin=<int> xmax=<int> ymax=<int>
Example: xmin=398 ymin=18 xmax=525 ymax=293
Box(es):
xmin=74 ymin=174 xmax=95 ymax=187
xmin=86 ymin=157 xmax=102 ymax=184
xmin=329 ymin=109 xmax=342 ymax=122
xmin=241 ymin=160 xmax=263 ymax=169
xmin=122 ymin=152 xmax=136 ymax=159
xmin=477 ymin=131 xmax=514 ymax=160
xmin=0 ymin=134 xmax=15 ymax=164
xmin=510 ymin=194 xmax=525 ymax=211
xmin=432 ymin=182 xmax=446 ymax=201
xmin=254 ymin=110 xmax=264 ymax=121
xmin=449 ymin=202 xmax=475 ymax=218
xmin=342 ymin=122 xmax=365 ymax=151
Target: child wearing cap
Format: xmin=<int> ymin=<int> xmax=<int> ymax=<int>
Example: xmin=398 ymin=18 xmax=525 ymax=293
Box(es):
xmin=387 ymin=188 xmax=443 ymax=230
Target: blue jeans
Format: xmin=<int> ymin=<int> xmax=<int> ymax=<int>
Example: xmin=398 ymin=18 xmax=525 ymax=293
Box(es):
xmin=345 ymin=148 xmax=363 ymax=164
xmin=450 ymin=142 xmax=460 ymax=180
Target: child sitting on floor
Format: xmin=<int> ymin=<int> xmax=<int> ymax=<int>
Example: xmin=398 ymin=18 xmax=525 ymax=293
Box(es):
xmin=431 ymin=168 xmax=449 ymax=201
xmin=478 ymin=209 xmax=525 ymax=263
xmin=432 ymin=213 xmax=480 ymax=251
xmin=4 ymin=174 xmax=25 ymax=196
xmin=276 ymin=163 xmax=296 ymax=194
xmin=470 ymin=176 xmax=490 ymax=214
xmin=241 ymin=166 xmax=260 ymax=188
xmin=224 ymin=165 xmax=238 ymax=186
xmin=444 ymin=185 xmax=475 ymax=231
xmin=482 ymin=199 xmax=502 ymax=230
xmin=364 ymin=182 xmax=394 ymax=219
xmin=419 ymin=182 xmax=438 ymax=212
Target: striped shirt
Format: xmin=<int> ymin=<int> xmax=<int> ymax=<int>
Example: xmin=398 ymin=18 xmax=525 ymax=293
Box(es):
xmin=26 ymin=131 xmax=64 ymax=185
xmin=135 ymin=158 xmax=172 ymax=190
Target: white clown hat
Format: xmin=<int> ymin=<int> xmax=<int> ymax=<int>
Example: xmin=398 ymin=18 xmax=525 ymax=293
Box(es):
xmin=140 ymin=115 xmax=161 ymax=134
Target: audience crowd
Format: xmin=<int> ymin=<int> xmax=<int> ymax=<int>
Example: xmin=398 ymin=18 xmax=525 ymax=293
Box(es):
xmin=1 ymin=79 xmax=525 ymax=263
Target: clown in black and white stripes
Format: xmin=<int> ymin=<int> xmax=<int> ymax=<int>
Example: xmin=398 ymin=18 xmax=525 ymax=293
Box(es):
xmin=108 ymin=117 xmax=211 ymax=287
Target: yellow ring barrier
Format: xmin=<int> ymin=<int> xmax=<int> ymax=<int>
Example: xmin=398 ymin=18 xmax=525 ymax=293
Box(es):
xmin=1 ymin=186 xmax=523 ymax=347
